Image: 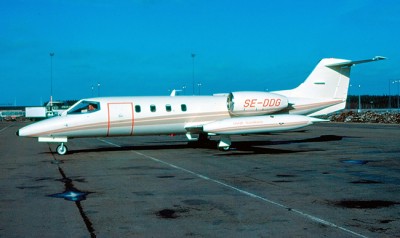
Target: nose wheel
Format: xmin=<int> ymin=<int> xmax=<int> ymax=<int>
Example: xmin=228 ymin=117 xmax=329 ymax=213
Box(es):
xmin=56 ymin=143 xmax=68 ymax=155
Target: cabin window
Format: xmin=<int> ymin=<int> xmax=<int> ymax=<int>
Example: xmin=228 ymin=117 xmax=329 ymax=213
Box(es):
xmin=150 ymin=105 xmax=156 ymax=112
xmin=181 ymin=104 xmax=187 ymax=112
xmin=135 ymin=105 xmax=141 ymax=113
xmin=166 ymin=104 xmax=172 ymax=112
xmin=67 ymin=101 xmax=100 ymax=114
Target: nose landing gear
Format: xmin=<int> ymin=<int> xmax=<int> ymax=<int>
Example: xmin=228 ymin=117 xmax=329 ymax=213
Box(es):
xmin=56 ymin=143 xmax=68 ymax=155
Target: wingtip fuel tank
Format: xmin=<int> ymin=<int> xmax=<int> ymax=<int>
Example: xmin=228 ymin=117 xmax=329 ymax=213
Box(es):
xmin=203 ymin=115 xmax=324 ymax=135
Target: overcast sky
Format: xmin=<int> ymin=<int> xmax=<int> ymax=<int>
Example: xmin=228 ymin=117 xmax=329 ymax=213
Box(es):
xmin=1 ymin=0 xmax=399 ymax=106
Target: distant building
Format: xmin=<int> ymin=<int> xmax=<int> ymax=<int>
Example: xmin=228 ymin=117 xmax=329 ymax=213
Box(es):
xmin=0 ymin=106 xmax=25 ymax=121
xmin=0 ymin=100 xmax=77 ymax=121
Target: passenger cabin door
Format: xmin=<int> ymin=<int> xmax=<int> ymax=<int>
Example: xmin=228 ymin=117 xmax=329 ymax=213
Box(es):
xmin=107 ymin=103 xmax=134 ymax=136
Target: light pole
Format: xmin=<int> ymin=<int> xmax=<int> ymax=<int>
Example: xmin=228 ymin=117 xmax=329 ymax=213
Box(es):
xmin=397 ymin=80 xmax=400 ymax=111
xmin=393 ymin=80 xmax=400 ymax=111
xmin=357 ymin=84 xmax=361 ymax=113
xmin=182 ymin=85 xmax=186 ymax=95
xmin=389 ymin=80 xmax=400 ymax=111
xmin=388 ymin=79 xmax=392 ymax=109
xmin=191 ymin=53 xmax=195 ymax=95
xmin=348 ymin=84 xmax=352 ymax=110
xmin=50 ymin=52 xmax=54 ymax=109
xmin=197 ymin=83 xmax=202 ymax=95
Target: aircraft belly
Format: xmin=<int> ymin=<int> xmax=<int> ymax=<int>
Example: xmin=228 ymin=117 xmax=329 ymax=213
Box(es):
xmin=56 ymin=128 xmax=108 ymax=138
xmin=132 ymin=123 xmax=186 ymax=135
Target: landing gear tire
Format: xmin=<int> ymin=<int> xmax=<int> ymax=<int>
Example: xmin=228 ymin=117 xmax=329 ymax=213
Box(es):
xmin=218 ymin=135 xmax=231 ymax=151
xmin=218 ymin=146 xmax=230 ymax=151
xmin=56 ymin=143 xmax=68 ymax=155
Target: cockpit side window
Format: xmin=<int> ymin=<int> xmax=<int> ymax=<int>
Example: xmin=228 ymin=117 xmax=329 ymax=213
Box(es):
xmin=67 ymin=101 xmax=100 ymax=114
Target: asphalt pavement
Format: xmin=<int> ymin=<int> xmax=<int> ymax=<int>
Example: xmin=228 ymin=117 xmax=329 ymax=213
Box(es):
xmin=1 ymin=121 xmax=399 ymax=237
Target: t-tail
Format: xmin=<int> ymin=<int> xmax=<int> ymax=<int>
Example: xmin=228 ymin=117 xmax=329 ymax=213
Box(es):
xmin=273 ymin=56 xmax=386 ymax=116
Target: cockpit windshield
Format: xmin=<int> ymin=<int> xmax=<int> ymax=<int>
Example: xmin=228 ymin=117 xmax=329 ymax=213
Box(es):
xmin=67 ymin=101 xmax=100 ymax=114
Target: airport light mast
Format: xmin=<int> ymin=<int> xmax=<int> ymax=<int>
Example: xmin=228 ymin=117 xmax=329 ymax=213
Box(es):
xmin=388 ymin=79 xmax=400 ymax=110
xmin=191 ymin=53 xmax=195 ymax=95
xmin=50 ymin=52 xmax=54 ymax=109
xmin=392 ymin=80 xmax=400 ymax=111
xmin=358 ymin=84 xmax=361 ymax=113
xmin=198 ymin=82 xmax=202 ymax=95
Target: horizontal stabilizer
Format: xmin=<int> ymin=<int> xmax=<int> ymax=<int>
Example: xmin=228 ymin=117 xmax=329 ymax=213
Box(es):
xmin=326 ymin=56 xmax=386 ymax=67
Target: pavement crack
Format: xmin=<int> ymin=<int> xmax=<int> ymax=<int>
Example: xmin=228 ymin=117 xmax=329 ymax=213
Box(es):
xmin=49 ymin=145 xmax=96 ymax=237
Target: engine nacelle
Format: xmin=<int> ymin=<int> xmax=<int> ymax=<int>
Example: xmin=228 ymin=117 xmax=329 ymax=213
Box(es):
xmin=227 ymin=91 xmax=288 ymax=116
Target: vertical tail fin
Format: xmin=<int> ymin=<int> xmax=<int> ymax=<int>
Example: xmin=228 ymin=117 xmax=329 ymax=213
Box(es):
xmin=274 ymin=56 xmax=385 ymax=116
xmin=284 ymin=56 xmax=385 ymax=100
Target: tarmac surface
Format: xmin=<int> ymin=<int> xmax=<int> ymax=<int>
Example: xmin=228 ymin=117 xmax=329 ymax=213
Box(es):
xmin=1 ymin=121 xmax=399 ymax=237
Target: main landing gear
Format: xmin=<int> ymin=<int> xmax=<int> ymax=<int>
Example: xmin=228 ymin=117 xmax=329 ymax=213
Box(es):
xmin=56 ymin=143 xmax=68 ymax=155
xmin=218 ymin=135 xmax=231 ymax=151
xmin=187 ymin=132 xmax=231 ymax=151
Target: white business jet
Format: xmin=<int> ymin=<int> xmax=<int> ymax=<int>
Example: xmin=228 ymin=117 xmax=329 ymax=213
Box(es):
xmin=17 ymin=56 xmax=385 ymax=155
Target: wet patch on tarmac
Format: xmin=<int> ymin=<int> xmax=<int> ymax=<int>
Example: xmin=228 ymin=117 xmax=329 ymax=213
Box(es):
xmin=350 ymin=171 xmax=400 ymax=185
xmin=16 ymin=185 xmax=46 ymax=189
xmin=272 ymin=174 xmax=297 ymax=183
xmin=272 ymin=180 xmax=294 ymax=183
xmin=332 ymin=200 xmax=400 ymax=209
xmin=55 ymin=177 xmax=87 ymax=184
xmin=51 ymin=160 xmax=63 ymax=165
xmin=132 ymin=191 xmax=154 ymax=196
xmin=48 ymin=176 xmax=92 ymax=202
xmin=276 ymin=174 xmax=297 ymax=178
xmin=48 ymin=188 xmax=91 ymax=202
xmin=155 ymin=207 xmax=190 ymax=219
xmin=35 ymin=177 xmax=54 ymax=181
xmin=155 ymin=200 xmax=221 ymax=220
xmin=73 ymin=177 xmax=87 ymax=183
xmin=350 ymin=179 xmax=382 ymax=184
xmin=182 ymin=199 xmax=209 ymax=206
xmin=379 ymin=219 xmax=395 ymax=224
xmin=157 ymin=175 xmax=175 ymax=178
xmin=341 ymin=159 xmax=369 ymax=165
xmin=156 ymin=209 xmax=179 ymax=219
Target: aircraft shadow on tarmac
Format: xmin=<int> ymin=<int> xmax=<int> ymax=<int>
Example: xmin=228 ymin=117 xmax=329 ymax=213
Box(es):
xmin=60 ymin=134 xmax=343 ymax=155
xmin=214 ymin=135 xmax=344 ymax=156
